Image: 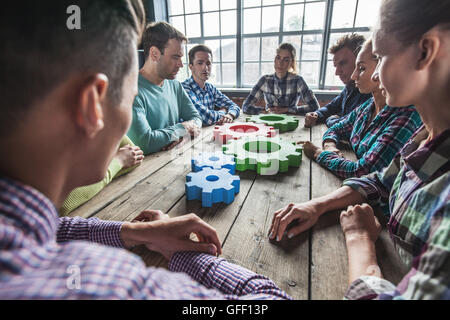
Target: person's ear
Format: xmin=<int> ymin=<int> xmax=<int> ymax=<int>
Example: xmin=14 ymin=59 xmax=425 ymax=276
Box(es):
xmin=76 ymin=74 xmax=109 ymax=139
xmin=417 ymin=31 xmax=440 ymax=71
xmin=188 ymin=62 xmax=193 ymax=72
xmin=149 ymin=46 xmax=161 ymax=62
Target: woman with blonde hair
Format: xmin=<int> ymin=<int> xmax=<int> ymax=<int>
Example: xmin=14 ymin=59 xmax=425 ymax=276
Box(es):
xmin=242 ymin=43 xmax=320 ymax=115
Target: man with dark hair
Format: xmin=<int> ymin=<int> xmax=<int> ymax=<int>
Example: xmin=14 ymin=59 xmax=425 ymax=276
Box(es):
xmin=305 ymin=33 xmax=372 ymax=128
xmin=182 ymin=45 xmax=240 ymax=126
xmin=0 ymin=3 xmax=289 ymax=300
xmin=127 ymin=21 xmax=203 ymax=154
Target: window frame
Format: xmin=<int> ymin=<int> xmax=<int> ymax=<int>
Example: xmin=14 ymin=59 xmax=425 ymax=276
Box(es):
xmin=165 ymin=0 xmax=374 ymax=90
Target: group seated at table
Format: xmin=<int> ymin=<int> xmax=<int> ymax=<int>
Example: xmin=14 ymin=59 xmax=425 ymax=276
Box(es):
xmin=301 ymin=39 xmax=423 ymax=179
xmin=1 ymin=0 xmax=449 ymax=301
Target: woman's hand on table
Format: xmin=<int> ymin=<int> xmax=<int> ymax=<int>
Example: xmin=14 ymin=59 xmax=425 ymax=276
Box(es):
xmin=268 ymin=201 xmax=323 ymax=242
xmin=297 ymin=141 xmax=323 ymax=159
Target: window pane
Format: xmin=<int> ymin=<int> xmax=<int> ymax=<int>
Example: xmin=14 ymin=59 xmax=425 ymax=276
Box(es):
xmin=283 ymin=4 xmax=304 ymax=31
xmin=220 ymin=0 xmax=236 ymax=10
xmin=168 ymin=0 xmax=184 ymax=15
xmin=185 ymin=14 xmax=201 ymax=37
xmin=282 ymin=35 xmax=301 ymax=61
xmin=304 ymin=2 xmax=325 ymax=30
xmin=244 ymin=0 xmax=261 ymax=7
xmin=243 ymin=37 xmax=260 ymax=61
xmin=325 ymin=60 xmax=343 ymax=88
xmin=263 ymin=0 xmax=281 ymax=5
xmin=203 ymin=12 xmax=220 ymax=36
xmin=331 ymin=0 xmax=357 ymax=29
xmin=169 ymin=16 xmax=185 ymax=35
xmin=354 ymin=0 xmax=382 ymax=28
xmin=301 ymin=34 xmax=322 ymax=60
xmin=244 ymin=8 xmax=261 ymax=34
xmin=221 ymin=39 xmax=236 ymax=62
xmin=210 ymin=63 xmax=222 ymax=85
xmin=285 ymin=0 xmax=303 ymax=3
xmin=261 ymin=36 xmax=279 ymax=61
xmin=205 ymin=40 xmax=221 ymax=61
xmin=185 ymin=0 xmax=200 ymax=14
xmin=299 ymin=61 xmax=319 ymax=87
xmin=262 ymin=6 xmax=280 ymax=33
xmin=222 ymin=63 xmax=236 ymax=86
xmin=243 ymin=63 xmax=260 ymax=86
xmin=221 ymin=10 xmax=237 ymax=36
xmin=202 ymin=0 xmax=219 ymax=12
xmin=261 ymin=62 xmax=273 ymax=76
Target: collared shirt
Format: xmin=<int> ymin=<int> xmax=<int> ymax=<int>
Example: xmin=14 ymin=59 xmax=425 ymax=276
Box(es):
xmin=182 ymin=76 xmax=241 ymax=126
xmin=242 ymin=73 xmax=320 ymax=115
xmin=342 ymin=125 xmax=450 ymax=300
xmin=315 ymin=83 xmax=372 ymax=128
xmin=0 ymin=176 xmax=290 ymax=300
xmin=317 ymin=98 xmax=422 ymax=180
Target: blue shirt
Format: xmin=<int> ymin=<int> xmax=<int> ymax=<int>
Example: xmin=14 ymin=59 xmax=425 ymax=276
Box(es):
xmin=182 ymin=76 xmax=241 ymax=126
xmin=316 ymin=83 xmax=372 ymax=127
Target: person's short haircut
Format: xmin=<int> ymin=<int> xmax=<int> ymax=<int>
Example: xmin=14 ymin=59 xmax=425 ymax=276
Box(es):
xmin=0 ymin=0 xmax=145 ymax=135
xmin=142 ymin=21 xmax=187 ymax=60
xmin=188 ymin=45 xmax=213 ymax=65
xmin=329 ymin=33 xmax=366 ymax=56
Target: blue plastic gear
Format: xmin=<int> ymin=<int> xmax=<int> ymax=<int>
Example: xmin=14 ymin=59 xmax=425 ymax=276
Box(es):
xmin=191 ymin=151 xmax=236 ymax=174
xmin=186 ymin=167 xmax=240 ymax=207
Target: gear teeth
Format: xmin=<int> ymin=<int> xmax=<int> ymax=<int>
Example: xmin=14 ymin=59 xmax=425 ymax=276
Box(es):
xmin=246 ymin=114 xmax=299 ymax=132
xmin=221 ymin=136 xmax=302 ymax=175
xmin=213 ymin=122 xmax=278 ymax=144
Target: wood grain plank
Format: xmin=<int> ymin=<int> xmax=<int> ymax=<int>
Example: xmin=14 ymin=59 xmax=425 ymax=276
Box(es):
xmin=216 ymin=119 xmax=311 ymax=300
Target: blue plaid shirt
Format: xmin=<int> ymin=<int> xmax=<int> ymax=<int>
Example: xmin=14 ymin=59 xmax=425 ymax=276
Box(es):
xmin=182 ymin=76 xmax=241 ymax=126
xmin=242 ymin=73 xmax=320 ymax=115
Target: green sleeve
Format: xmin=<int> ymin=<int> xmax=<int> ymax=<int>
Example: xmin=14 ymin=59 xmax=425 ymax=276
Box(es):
xmin=127 ymin=95 xmax=186 ymax=155
xmin=178 ymin=82 xmax=203 ymax=128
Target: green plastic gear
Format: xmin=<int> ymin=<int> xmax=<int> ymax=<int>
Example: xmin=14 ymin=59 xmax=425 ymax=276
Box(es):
xmin=222 ymin=136 xmax=302 ymax=175
xmin=246 ymin=114 xmax=299 ymax=132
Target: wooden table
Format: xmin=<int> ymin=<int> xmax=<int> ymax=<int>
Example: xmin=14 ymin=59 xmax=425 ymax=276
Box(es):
xmin=68 ymin=114 xmax=408 ymax=300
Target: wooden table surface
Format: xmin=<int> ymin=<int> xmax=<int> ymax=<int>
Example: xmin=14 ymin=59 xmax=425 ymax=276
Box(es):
xmin=68 ymin=114 xmax=408 ymax=300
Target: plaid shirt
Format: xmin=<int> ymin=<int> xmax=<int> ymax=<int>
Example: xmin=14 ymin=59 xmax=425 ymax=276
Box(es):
xmin=182 ymin=76 xmax=241 ymax=126
xmin=317 ymin=98 xmax=422 ymax=179
xmin=242 ymin=73 xmax=320 ymax=115
xmin=0 ymin=176 xmax=290 ymax=300
xmin=315 ymin=82 xmax=372 ymax=128
xmin=342 ymin=125 xmax=450 ymax=300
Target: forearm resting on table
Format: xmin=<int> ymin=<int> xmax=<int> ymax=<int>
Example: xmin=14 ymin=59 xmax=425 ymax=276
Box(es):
xmin=346 ymin=236 xmax=381 ymax=284
xmin=314 ymin=186 xmax=367 ymax=216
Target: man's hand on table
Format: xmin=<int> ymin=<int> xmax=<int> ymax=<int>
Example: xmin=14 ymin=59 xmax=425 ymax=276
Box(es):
xmin=120 ymin=211 xmax=222 ymax=260
xmin=181 ymin=120 xmax=201 ymax=137
xmin=216 ymin=113 xmax=235 ymax=125
xmin=162 ymin=137 xmax=184 ymax=151
xmin=304 ymin=112 xmax=318 ymax=128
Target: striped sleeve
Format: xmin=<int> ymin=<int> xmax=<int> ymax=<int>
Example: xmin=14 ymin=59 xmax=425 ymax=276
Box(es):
xmin=57 ymin=216 xmax=125 ymax=248
xmin=169 ymin=251 xmax=292 ymax=300
xmin=242 ymin=77 xmax=266 ymax=115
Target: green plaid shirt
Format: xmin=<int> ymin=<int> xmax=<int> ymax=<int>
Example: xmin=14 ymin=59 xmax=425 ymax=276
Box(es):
xmin=343 ymin=125 xmax=450 ymax=300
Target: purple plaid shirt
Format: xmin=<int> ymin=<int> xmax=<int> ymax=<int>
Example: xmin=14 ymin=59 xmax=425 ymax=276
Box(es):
xmin=0 ymin=176 xmax=290 ymax=300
